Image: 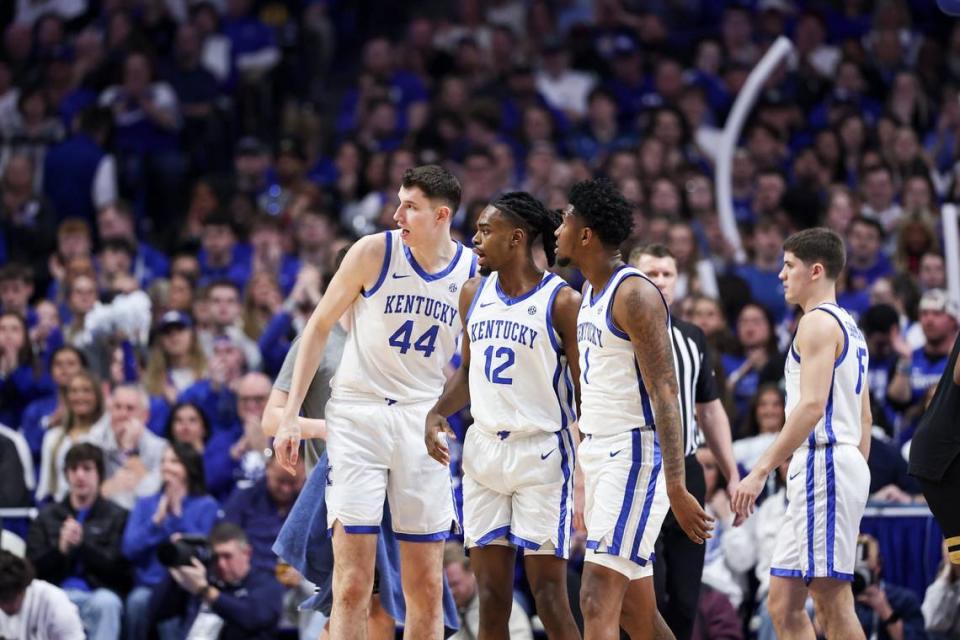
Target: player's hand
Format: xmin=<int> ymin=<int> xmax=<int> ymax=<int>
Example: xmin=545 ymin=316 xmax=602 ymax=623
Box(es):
xmin=726 ymin=477 xmax=746 ymax=526
xmin=731 ymin=469 xmax=765 ymax=518
xmin=275 ymin=417 xmax=301 ymax=476
xmin=667 ymin=484 xmax=714 ymax=544
xmin=573 ymin=465 xmax=586 ymax=533
xmin=424 ymin=409 xmax=455 ymax=465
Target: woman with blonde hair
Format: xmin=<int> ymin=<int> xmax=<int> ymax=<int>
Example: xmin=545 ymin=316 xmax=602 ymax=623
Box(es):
xmin=241 ymin=270 xmax=284 ymax=340
xmin=36 ymin=370 xmax=105 ymax=502
xmin=142 ymin=311 xmax=207 ymax=406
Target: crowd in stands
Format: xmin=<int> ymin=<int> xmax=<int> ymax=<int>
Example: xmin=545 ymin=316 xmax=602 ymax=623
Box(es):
xmin=2 ymin=0 xmax=960 ymax=638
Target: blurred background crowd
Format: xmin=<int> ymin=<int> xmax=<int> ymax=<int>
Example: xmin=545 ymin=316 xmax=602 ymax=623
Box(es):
xmin=1 ymin=0 xmax=960 ymax=638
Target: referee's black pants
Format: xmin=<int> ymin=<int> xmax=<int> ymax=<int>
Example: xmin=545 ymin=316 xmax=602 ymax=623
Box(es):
xmin=653 ymin=453 xmax=706 ymax=640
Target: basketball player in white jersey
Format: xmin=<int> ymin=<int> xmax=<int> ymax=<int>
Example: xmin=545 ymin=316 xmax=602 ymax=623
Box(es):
xmin=424 ymin=191 xmax=582 ymax=639
xmin=553 ymin=179 xmax=713 ymax=640
xmin=732 ymin=228 xmax=872 ymax=640
xmin=275 ymin=165 xmax=477 ymax=640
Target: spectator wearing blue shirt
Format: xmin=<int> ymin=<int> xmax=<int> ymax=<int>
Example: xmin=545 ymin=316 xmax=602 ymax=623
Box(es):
xmin=721 ymin=303 xmax=781 ymax=437
xmin=197 ymin=214 xmax=252 ymax=293
xmin=731 ymin=218 xmax=786 ymax=323
xmin=222 ymin=454 xmax=305 ymax=573
xmin=43 ymin=107 xmax=116 ymax=229
xmin=603 ymin=36 xmax=647 ymax=125
xmin=887 ymin=289 xmax=960 ymax=430
xmin=121 ymin=442 xmax=220 ymax=640
xmin=21 ymin=346 xmax=86 ymax=467
xmin=221 ymin=0 xmax=280 ymax=88
xmin=847 ymin=216 xmax=894 ymax=293
xmin=248 ymin=215 xmax=300 ymax=297
xmin=336 ymin=37 xmax=427 ymax=136
xmin=165 ymin=401 xmax=240 ymax=501
xmin=0 ymin=311 xmax=54 ymax=430
xmin=565 ymin=87 xmax=636 ymax=169
xmin=178 ymin=336 xmax=246 ymax=433
xmin=98 ymin=52 xmax=185 ymax=240
xmin=96 ymin=202 xmax=169 ymax=290
xmin=862 ymin=304 xmax=909 ymax=434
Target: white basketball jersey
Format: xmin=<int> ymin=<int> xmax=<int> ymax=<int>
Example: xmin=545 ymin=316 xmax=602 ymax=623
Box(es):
xmin=785 ymin=303 xmax=869 ymax=448
xmin=465 ymin=272 xmax=576 ymax=435
xmin=332 ymin=230 xmax=477 ymax=404
xmin=577 ymin=266 xmax=670 ymax=437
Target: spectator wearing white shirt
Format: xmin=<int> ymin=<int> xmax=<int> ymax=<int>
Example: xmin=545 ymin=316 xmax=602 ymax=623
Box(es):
xmin=444 ymin=543 xmax=533 ymax=640
xmin=0 ymin=550 xmax=84 ymax=640
xmin=732 ymin=384 xmax=785 ymax=471
xmin=922 ymin=542 xmax=960 ymax=639
xmin=87 ymin=383 xmax=168 ymax=510
xmin=535 ymin=37 xmax=596 ymax=123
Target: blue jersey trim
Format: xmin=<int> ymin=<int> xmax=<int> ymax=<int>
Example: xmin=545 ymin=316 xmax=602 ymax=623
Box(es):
xmin=805 ymin=445 xmax=816 ymax=579
xmin=361 ymin=232 xmax=393 ymax=298
xmin=589 ymin=264 xmax=629 ymax=307
xmin=335 ymin=525 xmax=380 ymax=535
xmin=507 ymin=533 xmax=543 ymax=551
xmin=463 ymin=276 xmax=488 ymax=325
xmin=473 ymin=525 xmax=512 ymax=547
xmin=609 ymin=429 xmax=643 ymax=555
xmin=545 ymin=280 xmax=567 ymax=353
xmin=790 ymin=342 xmax=801 ymax=363
xmin=813 ymin=306 xmax=849 ymax=367
xmin=770 ymin=568 xmax=804 ymax=579
xmin=402 ymin=241 xmax=464 ymax=282
xmin=394 ymin=530 xmax=452 ymax=542
xmin=469 ymin=252 xmax=478 ymax=278
xmin=605 ymin=270 xmax=670 ymax=340
xmin=628 ymin=438 xmax=661 ymax=565
xmin=634 ymin=360 xmax=656 ymax=426
xmin=556 ymin=429 xmax=572 ymax=558
xmin=495 ymin=272 xmax=556 ymax=306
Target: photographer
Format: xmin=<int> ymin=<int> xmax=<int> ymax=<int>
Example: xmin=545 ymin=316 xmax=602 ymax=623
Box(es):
xmin=26 ymin=443 xmax=130 ymax=640
xmin=0 ymin=550 xmax=85 ymax=640
xmin=158 ymin=522 xmax=283 ymax=640
xmin=854 ymin=534 xmax=927 ymax=640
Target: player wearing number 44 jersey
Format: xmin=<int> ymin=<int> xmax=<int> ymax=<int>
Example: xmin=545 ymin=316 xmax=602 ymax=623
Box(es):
xmin=554 ymin=179 xmax=713 ymax=640
xmin=426 ymin=192 xmax=582 ymax=640
xmin=733 ymin=228 xmax=873 ymax=640
xmin=275 ymin=165 xmax=476 ymax=640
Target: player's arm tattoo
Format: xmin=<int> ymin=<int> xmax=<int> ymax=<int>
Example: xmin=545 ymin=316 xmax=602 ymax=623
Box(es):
xmin=620 ymin=278 xmax=684 ymax=486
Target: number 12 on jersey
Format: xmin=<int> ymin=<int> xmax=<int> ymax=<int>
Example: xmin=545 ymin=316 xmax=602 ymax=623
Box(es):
xmin=483 ymin=345 xmax=515 ymax=384
xmin=388 ymin=320 xmax=439 ymax=358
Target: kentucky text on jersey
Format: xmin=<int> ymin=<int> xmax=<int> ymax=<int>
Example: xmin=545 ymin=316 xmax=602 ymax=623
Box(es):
xmin=468 ymin=319 xmax=539 ymax=349
xmin=383 ymin=294 xmax=458 ymax=326
xmin=577 ymin=322 xmax=603 ymax=347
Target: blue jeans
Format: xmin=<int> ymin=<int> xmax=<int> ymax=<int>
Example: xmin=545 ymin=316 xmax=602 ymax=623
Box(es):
xmin=124 ymin=586 xmax=153 ymax=640
xmin=66 ymin=588 xmax=123 ymax=640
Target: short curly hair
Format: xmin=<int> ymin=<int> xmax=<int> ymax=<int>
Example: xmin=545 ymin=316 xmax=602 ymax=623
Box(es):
xmin=567 ymin=179 xmax=633 ymax=248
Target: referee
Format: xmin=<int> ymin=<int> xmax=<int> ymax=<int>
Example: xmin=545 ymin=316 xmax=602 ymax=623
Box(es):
xmin=631 ymin=244 xmax=741 ymax=640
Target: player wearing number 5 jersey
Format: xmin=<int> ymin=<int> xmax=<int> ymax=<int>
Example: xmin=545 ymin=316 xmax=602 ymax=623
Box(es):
xmin=275 ymin=165 xmax=476 ymax=640
xmin=732 ymin=228 xmax=873 ymax=640
xmin=426 ymin=192 xmax=582 ymax=640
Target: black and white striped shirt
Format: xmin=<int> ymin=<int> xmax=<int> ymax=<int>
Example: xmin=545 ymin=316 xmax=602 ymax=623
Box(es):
xmin=670 ymin=317 xmax=720 ymax=457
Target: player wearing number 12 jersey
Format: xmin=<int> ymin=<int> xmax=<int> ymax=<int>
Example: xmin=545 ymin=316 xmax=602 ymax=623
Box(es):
xmin=275 ymin=165 xmax=475 ymax=640
xmin=426 ymin=192 xmax=581 ymax=640
xmin=733 ymin=228 xmax=872 ymax=640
